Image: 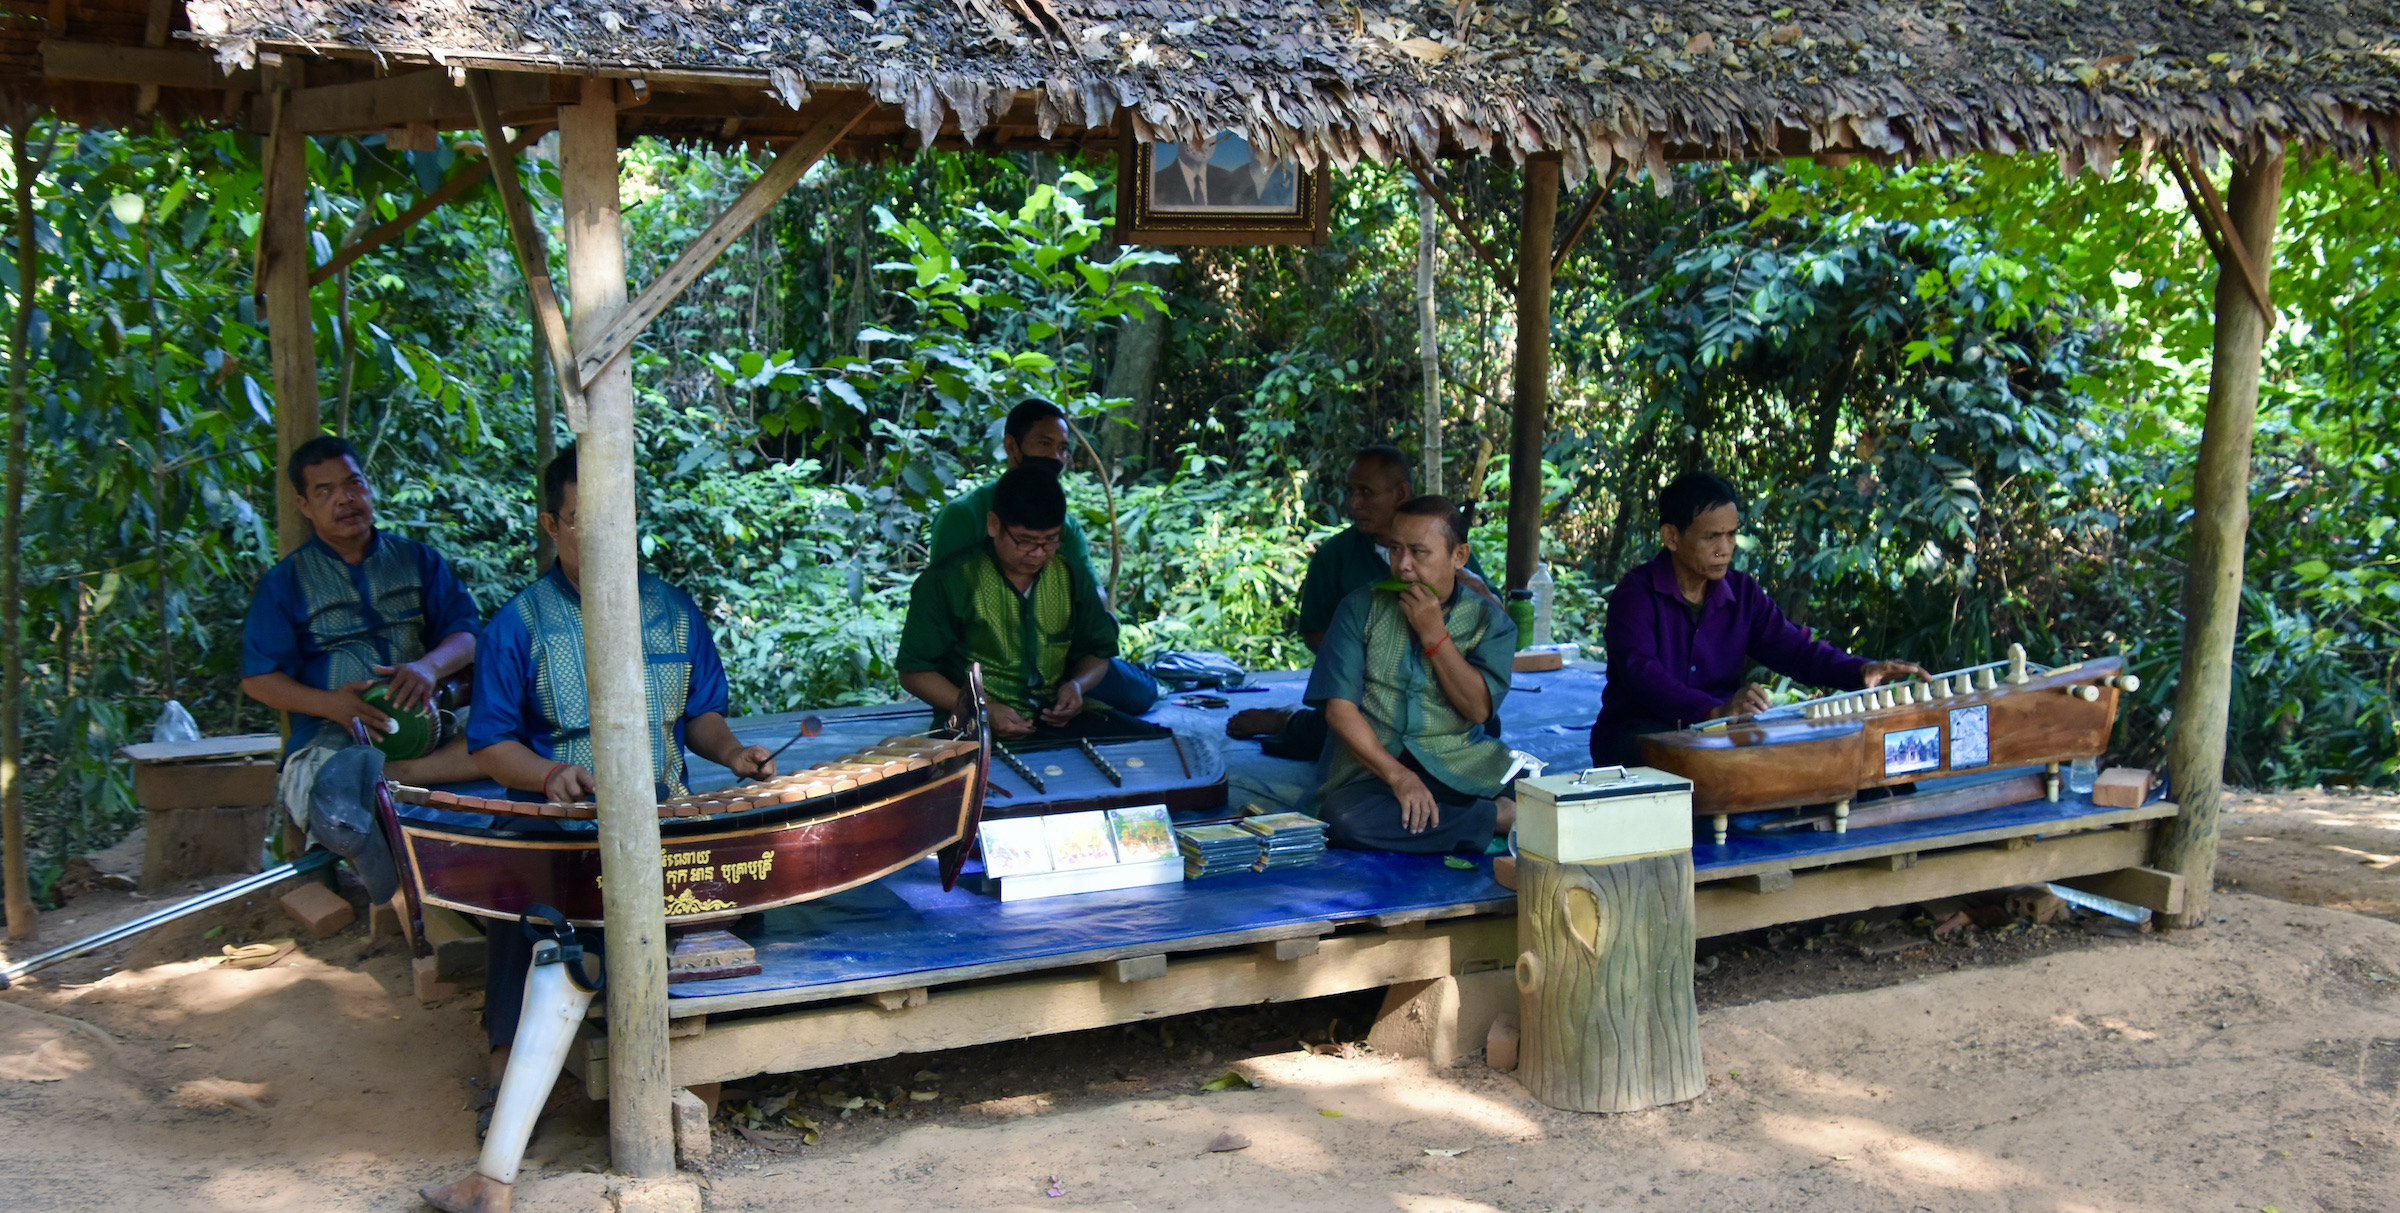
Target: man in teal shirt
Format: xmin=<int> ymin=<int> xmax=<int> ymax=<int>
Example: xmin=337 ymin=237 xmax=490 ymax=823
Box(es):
xmin=1236 ymin=445 xmax=1491 ymax=756
xmin=1307 ymin=495 xmax=1517 ymax=853
xmin=927 ymin=397 xmax=1154 ymax=715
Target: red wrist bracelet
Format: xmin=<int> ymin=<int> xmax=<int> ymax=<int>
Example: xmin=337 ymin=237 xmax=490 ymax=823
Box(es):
xmin=542 ymin=762 xmax=572 ymax=796
xmin=1422 ymin=634 xmax=1450 ymax=658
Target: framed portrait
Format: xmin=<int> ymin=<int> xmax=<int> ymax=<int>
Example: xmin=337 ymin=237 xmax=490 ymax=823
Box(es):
xmin=1116 ymin=130 xmax=1329 ymax=246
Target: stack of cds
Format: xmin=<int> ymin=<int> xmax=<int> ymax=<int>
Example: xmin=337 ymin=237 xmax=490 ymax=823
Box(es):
xmin=1177 ymin=824 xmax=1261 ymax=879
xmin=1240 ymin=812 xmax=1330 ymax=871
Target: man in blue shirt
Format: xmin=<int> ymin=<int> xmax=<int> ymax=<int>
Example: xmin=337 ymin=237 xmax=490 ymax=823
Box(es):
xmin=469 ymin=445 xmax=775 ymax=803
xmin=239 ymin=436 xmax=482 ymax=831
xmin=465 ymin=446 xmax=777 ymax=1082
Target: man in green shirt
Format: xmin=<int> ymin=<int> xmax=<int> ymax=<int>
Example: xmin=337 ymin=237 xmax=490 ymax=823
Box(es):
xmin=900 ymin=466 xmax=1130 ymax=740
xmin=927 ymin=397 xmax=1156 ymax=716
xmin=1307 ymin=496 xmax=1518 ymax=853
xmin=1235 ymin=445 xmax=1491 ymax=756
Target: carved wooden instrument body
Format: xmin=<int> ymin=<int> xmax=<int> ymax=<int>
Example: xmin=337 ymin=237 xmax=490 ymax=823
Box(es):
xmin=1637 ymin=650 xmax=2133 ymax=841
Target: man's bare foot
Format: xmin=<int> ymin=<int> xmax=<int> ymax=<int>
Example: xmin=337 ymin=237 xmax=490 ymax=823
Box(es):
xmin=1226 ymin=707 xmax=1293 ymax=740
xmin=420 ymin=1171 xmax=510 ymax=1213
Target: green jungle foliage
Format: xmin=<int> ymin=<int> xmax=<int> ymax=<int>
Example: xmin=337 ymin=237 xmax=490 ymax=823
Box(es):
xmin=1 ymin=120 xmax=2392 ymax=902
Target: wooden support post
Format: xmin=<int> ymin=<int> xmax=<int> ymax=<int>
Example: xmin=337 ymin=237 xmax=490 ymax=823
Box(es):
xmin=261 ymin=63 xmax=319 ymax=555
xmin=1416 ymin=186 xmax=1441 ymax=494
xmin=1505 ymin=154 xmax=1559 ymax=591
xmin=1513 ymin=849 xmax=1703 ymax=1113
xmin=2154 ymin=150 xmax=2284 ymax=930
xmin=560 ymin=79 xmax=673 ymax=1180
xmin=2 ymin=120 xmax=41 ymax=943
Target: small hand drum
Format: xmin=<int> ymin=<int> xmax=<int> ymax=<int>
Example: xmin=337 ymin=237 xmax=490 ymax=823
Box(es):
xmin=363 ymin=683 xmax=448 ymax=761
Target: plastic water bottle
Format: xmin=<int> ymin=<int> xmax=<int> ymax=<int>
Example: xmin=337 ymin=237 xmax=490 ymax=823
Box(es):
xmin=1527 ymin=562 xmax=1555 ymax=647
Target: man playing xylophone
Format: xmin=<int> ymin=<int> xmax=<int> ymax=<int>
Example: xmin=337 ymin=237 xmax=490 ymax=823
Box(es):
xmin=239 ymin=436 xmax=482 ymax=836
xmin=463 ymin=446 xmax=777 ymax=1077
xmin=1306 ymin=495 xmax=1519 ymax=853
xmin=926 ymin=397 xmax=1155 ymax=715
xmin=1588 ymin=470 xmax=1926 ymax=766
xmin=901 ymin=463 xmax=1133 ymax=741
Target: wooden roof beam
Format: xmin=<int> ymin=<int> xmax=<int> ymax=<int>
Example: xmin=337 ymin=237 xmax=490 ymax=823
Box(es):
xmin=573 ymin=92 xmax=874 ymax=391
xmin=40 ymin=38 xmax=257 ymax=91
xmin=272 ymin=67 xmax=560 ymax=135
xmin=308 ymin=126 xmax=542 ymax=287
xmin=465 ymin=69 xmax=586 ymax=429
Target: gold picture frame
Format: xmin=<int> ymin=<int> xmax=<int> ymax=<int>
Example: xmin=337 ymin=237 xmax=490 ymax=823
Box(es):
xmin=1116 ymin=130 xmax=1330 ymax=246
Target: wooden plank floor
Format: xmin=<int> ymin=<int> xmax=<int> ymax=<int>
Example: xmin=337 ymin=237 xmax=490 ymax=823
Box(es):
xmin=562 ymin=816 xmax=2167 ymax=1095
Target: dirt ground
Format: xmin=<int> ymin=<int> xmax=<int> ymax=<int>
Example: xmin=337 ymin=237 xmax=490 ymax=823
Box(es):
xmin=5 ymin=788 xmax=2400 ymax=1213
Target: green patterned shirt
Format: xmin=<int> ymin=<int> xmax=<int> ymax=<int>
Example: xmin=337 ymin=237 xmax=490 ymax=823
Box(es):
xmin=897 ymin=539 xmax=1119 ymax=715
xmin=1304 ymin=581 xmax=1518 ymax=801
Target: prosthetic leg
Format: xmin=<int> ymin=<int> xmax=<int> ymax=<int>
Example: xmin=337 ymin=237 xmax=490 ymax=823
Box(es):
xmin=422 ymin=907 xmax=602 ymax=1213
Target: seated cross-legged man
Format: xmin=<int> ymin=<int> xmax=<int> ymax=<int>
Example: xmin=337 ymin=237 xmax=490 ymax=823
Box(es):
xmin=461 ymin=446 xmax=776 ymax=1079
xmin=239 ymin=435 xmax=482 ymax=840
xmin=1232 ymin=443 xmax=1493 ymax=758
xmin=900 ymin=465 xmax=1140 ymax=741
xmin=1306 ymin=495 xmax=1519 ymax=854
xmin=1588 ymin=470 xmax=1926 ymax=767
xmin=927 ymin=397 xmax=1156 ymax=715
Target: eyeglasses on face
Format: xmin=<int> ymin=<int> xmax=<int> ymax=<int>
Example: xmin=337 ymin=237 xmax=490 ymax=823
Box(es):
xmin=1000 ymin=527 xmax=1063 ymax=554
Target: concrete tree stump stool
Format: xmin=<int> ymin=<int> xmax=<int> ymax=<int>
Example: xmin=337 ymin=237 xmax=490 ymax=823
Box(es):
xmin=1512 ymin=849 xmax=1704 ymax=1112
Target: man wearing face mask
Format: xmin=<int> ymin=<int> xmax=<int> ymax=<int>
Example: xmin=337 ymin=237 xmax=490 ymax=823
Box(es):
xmin=1304 ymin=495 xmax=1518 ymax=854
xmin=1589 ymin=470 xmax=1927 ymax=767
xmin=239 ymin=436 xmax=482 ymax=836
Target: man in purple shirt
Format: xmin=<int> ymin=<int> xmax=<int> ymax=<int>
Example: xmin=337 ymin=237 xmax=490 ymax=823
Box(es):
xmin=1590 ymin=471 xmax=1925 ymax=766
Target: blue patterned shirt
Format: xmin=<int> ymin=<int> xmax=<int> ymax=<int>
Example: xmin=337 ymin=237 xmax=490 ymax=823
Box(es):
xmin=240 ymin=532 xmax=482 ymax=754
xmin=467 ymin=566 xmax=731 ymax=802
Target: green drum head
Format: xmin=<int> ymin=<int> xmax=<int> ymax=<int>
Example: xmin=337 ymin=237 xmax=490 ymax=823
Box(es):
xmin=362 ymin=683 xmax=436 ymax=761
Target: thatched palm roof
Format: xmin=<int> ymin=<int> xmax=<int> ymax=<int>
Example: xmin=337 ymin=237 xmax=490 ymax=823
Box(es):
xmin=36 ymin=1 xmax=2400 ymax=175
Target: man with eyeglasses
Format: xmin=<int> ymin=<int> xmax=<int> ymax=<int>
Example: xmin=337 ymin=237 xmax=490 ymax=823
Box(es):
xmin=899 ymin=464 xmax=1126 ymax=740
xmin=239 ymin=435 xmax=482 ymax=838
xmin=926 ymin=396 xmax=1156 ymax=716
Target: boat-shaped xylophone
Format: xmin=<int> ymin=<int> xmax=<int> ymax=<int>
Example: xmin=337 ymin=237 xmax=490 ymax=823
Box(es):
xmin=1638 ymin=645 xmax=2138 ymax=844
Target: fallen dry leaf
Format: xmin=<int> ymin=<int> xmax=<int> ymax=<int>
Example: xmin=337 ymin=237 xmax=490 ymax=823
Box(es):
xmin=1207 ymin=1132 xmax=1251 ymax=1152
xmin=1318 ymin=1108 xmax=1343 ymax=1117
xmin=1396 ymin=36 xmax=1449 ymax=61
xmin=1424 ymin=1147 xmax=1472 ymax=1157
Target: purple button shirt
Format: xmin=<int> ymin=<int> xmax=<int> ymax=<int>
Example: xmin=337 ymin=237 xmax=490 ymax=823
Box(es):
xmin=1595 ymin=550 xmax=1869 ymax=733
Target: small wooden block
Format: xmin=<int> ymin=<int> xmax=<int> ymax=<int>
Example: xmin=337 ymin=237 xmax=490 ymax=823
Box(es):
xmin=429 ymin=790 xmax=462 ymax=806
xmin=368 ymin=898 xmax=403 ymax=941
xmin=1511 ymin=649 xmax=1564 ymax=673
xmin=1492 ymin=854 xmax=1518 ymax=890
xmin=1102 ymin=955 xmax=1167 ymax=983
xmin=1738 ymin=869 xmax=1794 ymax=895
xmin=2005 ymin=886 xmax=2068 ymax=924
xmin=423 ymin=905 xmax=487 ymax=982
xmin=412 ymin=953 xmax=460 ymax=1003
xmin=1878 ymin=852 xmax=1919 ymax=871
xmin=2091 ymin=766 xmax=2154 ymax=808
xmin=685 ymin=1081 xmax=722 ymax=1117
xmin=671 ymin=1087 xmax=711 ymax=1163
xmin=1990 ymin=835 xmax=2032 ymax=852
xmin=667 ymin=1015 xmax=708 ymax=1039
xmin=667 ymin=929 xmax=760 ymax=983
xmin=280 ymin=881 xmax=356 ymax=938
xmin=1257 ymin=937 xmax=1320 ymax=962
xmin=539 ymin=801 xmax=568 ymax=818
xmin=1485 ymin=1012 xmax=1520 ymax=1071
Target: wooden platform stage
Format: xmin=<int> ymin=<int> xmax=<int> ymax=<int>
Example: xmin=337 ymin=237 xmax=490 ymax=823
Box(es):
xmin=550 ymin=784 xmax=2179 ymax=1099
